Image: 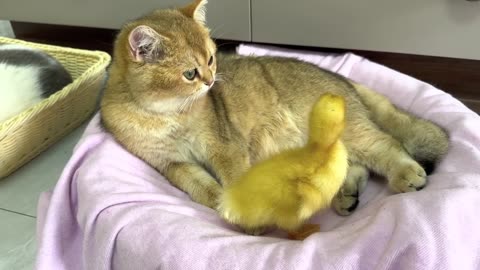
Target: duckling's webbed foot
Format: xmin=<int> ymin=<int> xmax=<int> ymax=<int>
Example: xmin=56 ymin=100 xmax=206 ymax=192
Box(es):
xmin=287 ymin=223 xmax=320 ymax=240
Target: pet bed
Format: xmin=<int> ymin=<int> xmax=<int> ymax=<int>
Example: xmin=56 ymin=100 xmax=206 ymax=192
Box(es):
xmin=36 ymin=44 xmax=480 ymax=270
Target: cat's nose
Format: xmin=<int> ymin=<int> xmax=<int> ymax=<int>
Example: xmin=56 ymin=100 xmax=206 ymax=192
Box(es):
xmin=204 ymin=80 xmax=214 ymax=87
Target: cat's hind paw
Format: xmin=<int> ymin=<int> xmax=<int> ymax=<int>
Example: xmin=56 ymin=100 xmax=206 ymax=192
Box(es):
xmin=389 ymin=161 xmax=427 ymax=193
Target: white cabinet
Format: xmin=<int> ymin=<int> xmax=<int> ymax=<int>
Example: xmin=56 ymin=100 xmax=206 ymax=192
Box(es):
xmin=0 ymin=0 xmax=251 ymax=41
xmin=252 ymin=0 xmax=480 ymax=60
xmin=3 ymin=0 xmax=480 ymax=59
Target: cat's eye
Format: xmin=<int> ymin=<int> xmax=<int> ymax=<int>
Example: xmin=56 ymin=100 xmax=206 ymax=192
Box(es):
xmin=183 ymin=69 xmax=197 ymax=80
xmin=208 ymin=55 xmax=214 ymax=66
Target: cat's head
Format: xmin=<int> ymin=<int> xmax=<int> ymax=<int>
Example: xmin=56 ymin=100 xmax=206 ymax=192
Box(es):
xmin=114 ymin=0 xmax=217 ymax=114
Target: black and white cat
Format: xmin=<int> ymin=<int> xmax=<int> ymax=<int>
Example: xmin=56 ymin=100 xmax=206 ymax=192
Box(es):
xmin=0 ymin=44 xmax=72 ymax=122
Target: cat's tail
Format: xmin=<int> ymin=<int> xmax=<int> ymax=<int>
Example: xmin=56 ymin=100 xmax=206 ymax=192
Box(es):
xmin=352 ymin=83 xmax=449 ymax=174
xmin=307 ymin=93 xmax=346 ymax=151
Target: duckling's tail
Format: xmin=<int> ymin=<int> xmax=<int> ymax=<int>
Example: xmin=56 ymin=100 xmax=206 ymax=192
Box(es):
xmin=307 ymin=93 xmax=346 ymax=151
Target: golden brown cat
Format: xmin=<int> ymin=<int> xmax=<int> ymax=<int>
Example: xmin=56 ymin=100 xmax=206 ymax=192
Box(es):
xmin=101 ymin=0 xmax=449 ymax=216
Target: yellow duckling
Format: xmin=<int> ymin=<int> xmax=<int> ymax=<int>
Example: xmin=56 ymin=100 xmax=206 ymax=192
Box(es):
xmin=218 ymin=93 xmax=349 ymax=240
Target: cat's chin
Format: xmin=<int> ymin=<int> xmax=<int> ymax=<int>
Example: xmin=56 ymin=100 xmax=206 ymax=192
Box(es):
xmin=198 ymin=84 xmax=212 ymax=95
xmin=143 ymin=97 xmax=185 ymax=114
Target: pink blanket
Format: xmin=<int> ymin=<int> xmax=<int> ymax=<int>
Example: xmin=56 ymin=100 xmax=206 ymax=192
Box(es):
xmin=36 ymin=44 xmax=480 ymax=270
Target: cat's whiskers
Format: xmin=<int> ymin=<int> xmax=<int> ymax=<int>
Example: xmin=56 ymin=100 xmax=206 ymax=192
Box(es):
xmin=177 ymin=89 xmax=205 ymax=114
xmin=187 ymin=94 xmax=198 ymax=112
xmin=187 ymin=93 xmax=198 ymax=112
xmin=178 ymin=95 xmax=193 ymax=114
xmin=215 ymin=73 xmax=226 ymax=83
xmin=209 ymin=25 xmax=225 ymax=41
xmin=186 ymin=95 xmax=196 ymax=112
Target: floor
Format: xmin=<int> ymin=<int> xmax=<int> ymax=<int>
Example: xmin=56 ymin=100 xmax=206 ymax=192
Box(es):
xmin=0 ymin=122 xmax=88 ymax=270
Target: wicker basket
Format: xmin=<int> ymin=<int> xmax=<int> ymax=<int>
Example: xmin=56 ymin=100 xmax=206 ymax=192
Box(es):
xmin=0 ymin=37 xmax=111 ymax=178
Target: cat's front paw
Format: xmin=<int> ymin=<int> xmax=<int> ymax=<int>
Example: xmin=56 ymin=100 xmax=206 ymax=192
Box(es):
xmin=388 ymin=161 xmax=427 ymax=193
xmin=332 ymin=164 xmax=368 ymax=216
xmin=197 ymin=185 xmax=222 ymax=209
xmin=332 ymin=192 xmax=359 ymax=216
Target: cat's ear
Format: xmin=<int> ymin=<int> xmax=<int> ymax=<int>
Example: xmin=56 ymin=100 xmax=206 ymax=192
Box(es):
xmin=128 ymin=25 xmax=166 ymax=63
xmin=179 ymin=0 xmax=208 ymax=25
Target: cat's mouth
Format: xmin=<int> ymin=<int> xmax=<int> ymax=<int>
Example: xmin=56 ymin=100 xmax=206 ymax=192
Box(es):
xmin=200 ymin=83 xmax=212 ymax=94
xmin=197 ymin=74 xmax=217 ymax=94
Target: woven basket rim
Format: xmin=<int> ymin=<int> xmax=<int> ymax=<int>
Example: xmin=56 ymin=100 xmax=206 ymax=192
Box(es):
xmin=0 ymin=37 xmax=111 ymax=131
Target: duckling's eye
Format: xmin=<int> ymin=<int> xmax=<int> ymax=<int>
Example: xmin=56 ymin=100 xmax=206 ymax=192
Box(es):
xmin=183 ymin=69 xmax=197 ymax=80
xmin=208 ymin=55 xmax=214 ymax=66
